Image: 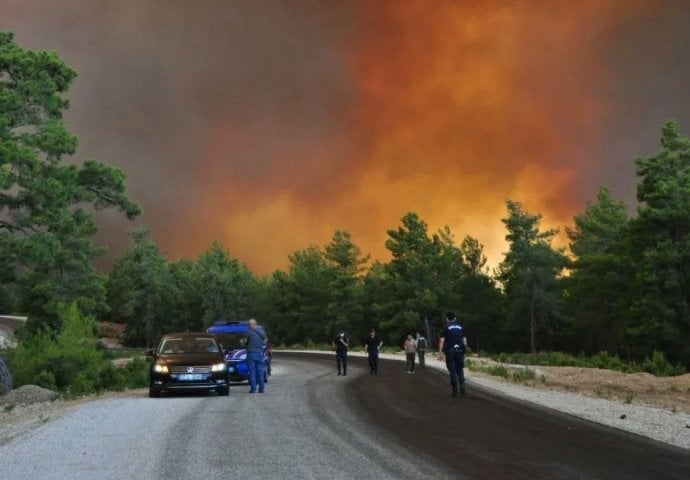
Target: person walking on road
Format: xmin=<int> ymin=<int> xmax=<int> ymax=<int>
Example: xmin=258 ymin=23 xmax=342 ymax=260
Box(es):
xmin=246 ymin=318 xmax=267 ymax=393
xmin=403 ymin=334 xmax=417 ymax=373
xmin=438 ymin=311 xmax=467 ymax=397
xmin=364 ymin=328 xmax=383 ymax=374
xmin=332 ymin=331 xmax=349 ymax=376
xmin=416 ymin=331 xmax=428 ymax=368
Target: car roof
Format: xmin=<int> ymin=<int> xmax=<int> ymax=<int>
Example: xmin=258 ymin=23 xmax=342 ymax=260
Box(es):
xmin=207 ymin=321 xmax=250 ymax=333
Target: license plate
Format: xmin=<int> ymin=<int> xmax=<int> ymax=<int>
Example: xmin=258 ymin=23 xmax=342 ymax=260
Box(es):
xmin=178 ymin=374 xmax=203 ymax=381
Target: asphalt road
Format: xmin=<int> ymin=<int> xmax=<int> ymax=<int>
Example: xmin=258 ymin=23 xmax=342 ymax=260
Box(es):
xmin=339 ymin=353 xmax=690 ymax=480
xmin=1 ymin=352 xmax=689 ymax=480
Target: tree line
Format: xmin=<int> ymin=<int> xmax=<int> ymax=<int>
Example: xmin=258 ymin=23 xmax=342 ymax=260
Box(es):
xmin=2 ymin=31 xmax=689 ymax=377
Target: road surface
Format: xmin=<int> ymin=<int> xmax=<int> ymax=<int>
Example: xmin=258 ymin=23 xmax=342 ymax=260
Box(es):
xmin=1 ymin=352 xmax=689 ymax=480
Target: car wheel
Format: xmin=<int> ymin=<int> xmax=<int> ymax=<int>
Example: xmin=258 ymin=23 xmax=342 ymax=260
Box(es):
xmin=218 ymin=386 xmax=230 ymax=396
xmin=149 ymin=388 xmax=161 ymax=398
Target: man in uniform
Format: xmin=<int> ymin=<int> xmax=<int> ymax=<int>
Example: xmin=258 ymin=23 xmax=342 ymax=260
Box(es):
xmin=438 ymin=311 xmax=467 ymax=397
xmin=332 ymin=331 xmax=349 ymax=376
xmin=364 ymin=328 xmax=383 ymax=375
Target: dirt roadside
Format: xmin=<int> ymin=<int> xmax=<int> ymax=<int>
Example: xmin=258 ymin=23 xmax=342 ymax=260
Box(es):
xmin=463 ymin=357 xmax=690 ymax=414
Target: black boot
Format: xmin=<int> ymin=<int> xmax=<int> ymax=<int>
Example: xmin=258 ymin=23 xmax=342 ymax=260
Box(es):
xmin=459 ymin=383 xmax=466 ymax=396
xmin=451 ymin=383 xmax=458 ymax=398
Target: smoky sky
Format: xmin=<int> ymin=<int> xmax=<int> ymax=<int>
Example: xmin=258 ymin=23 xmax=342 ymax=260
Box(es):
xmin=2 ymin=0 xmax=690 ymax=274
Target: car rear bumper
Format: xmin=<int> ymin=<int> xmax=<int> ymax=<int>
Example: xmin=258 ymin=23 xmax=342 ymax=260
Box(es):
xmin=227 ymin=361 xmax=249 ymax=381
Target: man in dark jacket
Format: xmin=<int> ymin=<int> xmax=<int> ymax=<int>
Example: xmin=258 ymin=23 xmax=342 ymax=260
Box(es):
xmin=364 ymin=328 xmax=383 ymax=375
xmin=416 ymin=331 xmax=428 ymax=368
xmin=332 ymin=331 xmax=349 ymax=376
xmin=438 ymin=312 xmax=467 ymax=397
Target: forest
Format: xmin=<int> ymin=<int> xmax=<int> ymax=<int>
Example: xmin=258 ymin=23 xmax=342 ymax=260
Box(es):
xmin=2 ymin=32 xmax=689 ymax=392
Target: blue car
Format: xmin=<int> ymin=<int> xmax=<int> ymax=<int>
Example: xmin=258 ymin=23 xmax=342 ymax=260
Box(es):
xmin=207 ymin=321 xmax=269 ymax=383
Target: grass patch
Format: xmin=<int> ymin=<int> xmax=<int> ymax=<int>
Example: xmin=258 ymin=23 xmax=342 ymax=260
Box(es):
xmin=511 ymin=368 xmax=536 ymax=382
xmin=625 ymin=390 xmax=638 ymax=404
xmin=491 ymin=350 xmax=685 ymax=377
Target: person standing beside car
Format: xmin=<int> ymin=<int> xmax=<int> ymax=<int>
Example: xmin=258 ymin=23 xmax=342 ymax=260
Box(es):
xmin=246 ymin=318 xmax=267 ymax=393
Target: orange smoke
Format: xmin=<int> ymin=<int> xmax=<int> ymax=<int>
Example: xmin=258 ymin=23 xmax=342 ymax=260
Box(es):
xmin=192 ymin=1 xmax=652 ymax=275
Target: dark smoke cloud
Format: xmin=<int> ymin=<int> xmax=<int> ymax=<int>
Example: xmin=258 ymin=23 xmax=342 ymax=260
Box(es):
xmin=1 ymin=1 xmax=690 ymax=274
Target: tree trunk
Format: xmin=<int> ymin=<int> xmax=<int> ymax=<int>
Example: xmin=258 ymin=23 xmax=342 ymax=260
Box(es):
xmin=529 ymin=297 xmax=536 ymax=354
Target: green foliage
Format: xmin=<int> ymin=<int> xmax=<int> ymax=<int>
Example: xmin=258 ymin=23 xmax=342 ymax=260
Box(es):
xmin=496 ymin=201 xmax=568 ymax=354
xmin=0 ymin=31 xmax=140 ymax=333
xmin=641 ymin=350 xmax=685 ymax=377
xmin=106 ymin=227 xmax=171 ymax=347
xmin=626 ymin=121 xmax=690 ymax=367
xmin=196 ymin=241 xmax=257 ymax=328
xmin=67 ymin=372 xmax=96 ymax=397
xmin=380 ymin=213 xmax=445 ymax=339
xmin=266 ymin=231 xmax=369 ymax=346
xmin=564 ymin=187 xmax=632 ymax=356
xmin=98 ymin=357 xmax=150 ymax=391
xmin=625 ymin=391 xmax=637 ymax=404
xmin=120 ymin=357 xmax=150 ymax=388
xmin=486 ymin=365 xmax=510 ymax=378
xmin=495 ymin=350 xmax=626 ymax=369
xmin=511 ymin=368 xmax=536 ymax=382
xmin=362 ymin=213 xmax=501 ymax=347
xmin=33 ymin=370 xmax=57 ymax=390
xmin=491 ymin=350 xmax=686 ymax=376
xmin=9 ymin=303 xmax=105 ymax=393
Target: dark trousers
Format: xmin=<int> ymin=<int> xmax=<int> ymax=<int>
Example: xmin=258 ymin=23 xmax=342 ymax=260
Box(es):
xmin=336 ymin=351 xmax=347 ymax=375
xmin=417 ymin=349 xmax=426 ymax=368
xmin=405 ymin=352 xmax=416 ymax=372
xmin=367 ymin=351 xmax=379 ymax=374
xmin=247 ymin=351 xmax=266 ymax=393
xmin=445 ymin=350 xmax=465 ymax=387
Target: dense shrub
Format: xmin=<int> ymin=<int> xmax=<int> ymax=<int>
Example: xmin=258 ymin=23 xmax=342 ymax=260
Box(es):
xmin=491 ymin=350 xmax=686 ymax=376
xmin=33 ymin=370 xmax=57 ymax=390
xmin=7 ymin=303 xmax=150 ymax=394
xmin=642 ymin=351 xmax=685 ymax=377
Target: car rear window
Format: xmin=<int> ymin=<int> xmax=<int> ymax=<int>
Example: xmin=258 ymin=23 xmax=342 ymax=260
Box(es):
xmin=214 ymin=333 xmax=247 ymax=350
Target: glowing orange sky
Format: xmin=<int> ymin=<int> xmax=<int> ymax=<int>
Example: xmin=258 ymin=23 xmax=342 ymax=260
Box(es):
xmin=190 ymin=1 xmax=648 ymax=273
xmin=2 ymin=1 xmax=689 ymax=275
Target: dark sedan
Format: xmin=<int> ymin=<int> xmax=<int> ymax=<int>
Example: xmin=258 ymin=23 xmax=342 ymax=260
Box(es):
xmin=147 ymin=332 xmax=230 ymax=397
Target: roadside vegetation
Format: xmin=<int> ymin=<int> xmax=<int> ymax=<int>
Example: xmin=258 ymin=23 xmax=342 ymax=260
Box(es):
xmin=466 ymin=349 xmax=685 ymax=384
xmin=1 ymin=31 xmax=690 ymax=396
xmin=490 ymin=350 xmax=685 ymax=377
